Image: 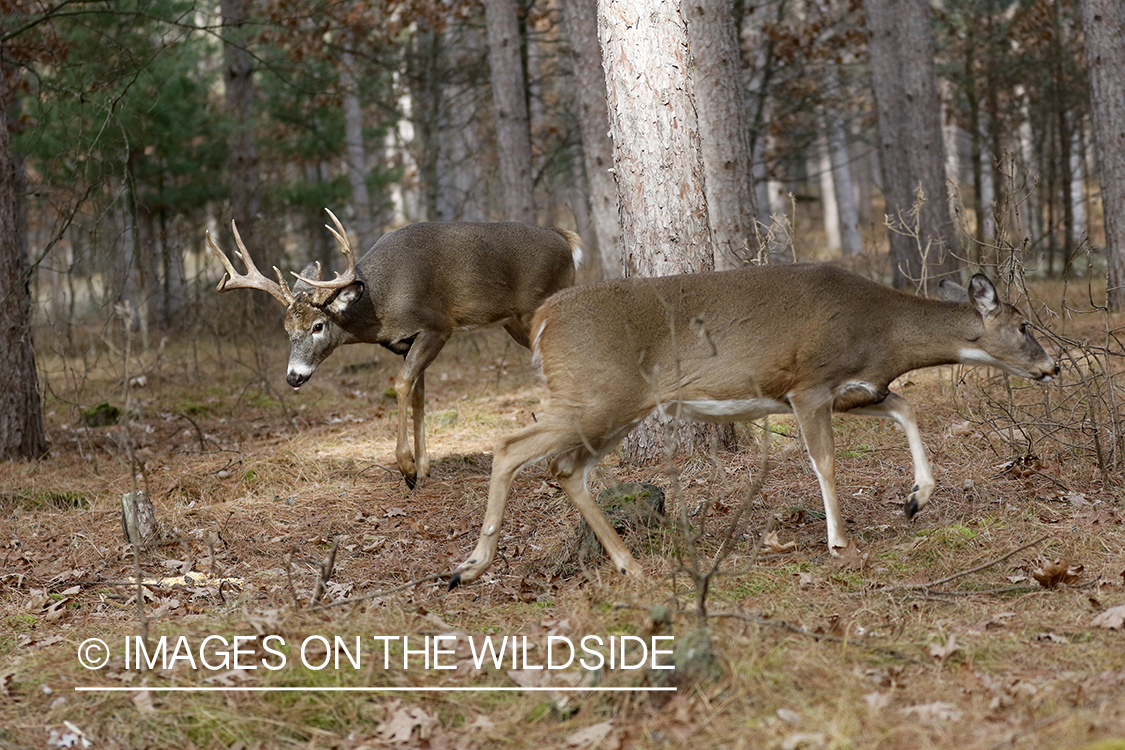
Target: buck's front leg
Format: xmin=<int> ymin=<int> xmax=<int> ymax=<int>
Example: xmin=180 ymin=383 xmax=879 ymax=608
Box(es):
xmin=849 ymin=392 xmax=935 ymax=518
xmin=394 ymin=332 xmax=448 ymax=489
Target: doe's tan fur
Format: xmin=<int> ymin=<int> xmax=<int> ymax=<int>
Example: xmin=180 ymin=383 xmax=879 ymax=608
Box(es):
xmin=451 ymin=263 xmax=1057 ymax=586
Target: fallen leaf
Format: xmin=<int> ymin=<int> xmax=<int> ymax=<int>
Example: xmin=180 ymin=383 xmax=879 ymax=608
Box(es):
xmin=763 ymin=530 xmax=797 ymax=554
xmin=864 ymin=691 xmax=891 ymax=713
xmin=566 ymin=722 xmax=613 ymax=748
xmin=132 ymin=689 xmax=155 ymax=715
xmin=928 ymin=634 xmax=961 ymax=663
xmin=1032 ymin=558 xmax=1083 ymax=588
xmin=776 ymin=708 xmax=802 ymax=725
xmin=1092 ymin=605 xmax=1125 ymax=630
xmin=833 ymin=540 xmax=868 ymax=570
xmin=902 ymin=701 xmax=962 ymax=721
xmin=376 ymin=703 xmax=438 ymax=743
xmin=464 ymin=714 xmax=495 ymax=733
xmin=972 ymin=612 xmax=1016 ymax=632
xmin=780 ymin=732 xmax=827 ymax=750
xmin=1035 ymin=631 xmax=1070 ymax=644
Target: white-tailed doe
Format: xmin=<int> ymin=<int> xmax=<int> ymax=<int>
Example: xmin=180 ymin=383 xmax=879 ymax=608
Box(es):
xmin=206 ymin=209 xmax=582 ymax=488
xmin=451 ymin=263 xmax=1056 ymax=586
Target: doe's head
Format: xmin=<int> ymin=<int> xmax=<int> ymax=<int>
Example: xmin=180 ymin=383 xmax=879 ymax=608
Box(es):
xmin=939 ymin=274 xmax=1058 ymax=382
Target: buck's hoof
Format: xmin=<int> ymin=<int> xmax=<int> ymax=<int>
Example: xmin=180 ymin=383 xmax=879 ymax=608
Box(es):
xmin=403 ymin=473 xmax=418 ymax=491
xmin=448 ymin=572 xmax=463 ymax=590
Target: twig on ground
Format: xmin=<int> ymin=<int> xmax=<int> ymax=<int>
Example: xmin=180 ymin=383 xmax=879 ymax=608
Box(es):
xmin=707 ymin=610 xmax=925 ymax=665
xmin=309 ymin=537 xmax=340 ymax=607
xmin=311 ymin=572 xmax=447 ymax=611
xmin=882 ymin=534 xmax=1050 ymax=593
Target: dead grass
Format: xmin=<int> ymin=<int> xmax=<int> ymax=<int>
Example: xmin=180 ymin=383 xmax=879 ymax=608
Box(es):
xmin=3 ymin=298 xmax=1125 ymax=750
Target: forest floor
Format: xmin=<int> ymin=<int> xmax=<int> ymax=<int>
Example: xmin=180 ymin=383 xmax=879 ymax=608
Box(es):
xmin=2 ymin=279 xmax=1125 ymax=750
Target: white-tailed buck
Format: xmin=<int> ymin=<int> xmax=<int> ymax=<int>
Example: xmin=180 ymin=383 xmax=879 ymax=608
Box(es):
xmin=450 ymin=263 xmax=1057 ymax=586
xmin=206 ymin=210 xmax=582 ymax=488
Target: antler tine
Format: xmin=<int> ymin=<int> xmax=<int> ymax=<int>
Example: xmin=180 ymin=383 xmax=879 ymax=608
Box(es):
xmin=205 ymin=221 xmax=294 ymax=306
xmin=293 ymin=208 xmax=358 ymax=291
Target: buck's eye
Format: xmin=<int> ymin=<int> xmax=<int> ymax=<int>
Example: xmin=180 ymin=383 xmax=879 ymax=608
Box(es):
xmin=312 ymin=322 xmax=324 ymax=334
xmin=1019 ymin=323 xmax=1028 ymax=334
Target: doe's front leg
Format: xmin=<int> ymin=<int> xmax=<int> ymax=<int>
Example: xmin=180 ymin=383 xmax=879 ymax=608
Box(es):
xmin=848 ymin=392 xmax=935 ymax=519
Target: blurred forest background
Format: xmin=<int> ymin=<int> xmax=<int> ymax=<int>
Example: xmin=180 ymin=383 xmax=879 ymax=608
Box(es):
xmin=1 ymin=0 xmax=1123 ymax=461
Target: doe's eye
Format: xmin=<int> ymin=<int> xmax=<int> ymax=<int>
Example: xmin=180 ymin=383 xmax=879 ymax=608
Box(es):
xmin=312 ymin=322 xmax=324 ymax=334
xmin=1019 ymin=323 xmax=1029 ymax=334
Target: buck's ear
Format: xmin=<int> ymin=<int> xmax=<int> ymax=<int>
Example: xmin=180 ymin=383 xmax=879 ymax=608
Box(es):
xmin=938 ymin=278 xmax=969 ymax=303
xmin=967 ymin=274 xmax=1001 ymax=316
xmin=328 ymin=282 xmax=364 ymax=315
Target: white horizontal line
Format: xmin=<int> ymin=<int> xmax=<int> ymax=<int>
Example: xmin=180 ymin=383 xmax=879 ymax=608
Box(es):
xmin=75 ymin=686 xmax=676 ymax=693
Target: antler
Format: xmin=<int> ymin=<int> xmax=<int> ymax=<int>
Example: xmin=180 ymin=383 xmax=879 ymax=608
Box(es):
xmin=293 ymin=209 xmax=358 ymax=300
xmin=206 ymin=221 xmax=295 ymax=306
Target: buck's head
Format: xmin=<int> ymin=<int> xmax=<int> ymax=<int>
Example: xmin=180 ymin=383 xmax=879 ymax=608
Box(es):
xmin=206 ymin=209 xmax=362 ymax=390
xmin=939 ymin=274 xmax=1058 ymax=382
xmin=283 ymin=273 xmax=364 ymax=389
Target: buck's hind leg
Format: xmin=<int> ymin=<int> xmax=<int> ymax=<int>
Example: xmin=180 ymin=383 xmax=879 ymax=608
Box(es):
xmin=411 ymin=373 xmax=429 ymax=487
xmin=849 ymin=392 xmax=934 ymax=519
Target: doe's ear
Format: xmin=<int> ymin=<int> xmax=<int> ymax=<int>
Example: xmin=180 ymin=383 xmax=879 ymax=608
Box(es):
xmin=328 ymin=281 xmax=364 ymax=315
xmin=967 ymin=274 xmax=1001 ymax=316
xmin=938 ymin=278 xmax=969 ymax=303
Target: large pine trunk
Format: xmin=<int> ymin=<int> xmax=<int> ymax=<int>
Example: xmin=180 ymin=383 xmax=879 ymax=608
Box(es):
xmin=484 ymin=0 xmax=536 ymax=224
xmin=0 ymin=47 xmax=46 ymax=461
xmin=1081 ymin=0 xmax=1125 ymax=310
xmin=684 ymin=0 xmax=758 ymax=270
xmin=598 ymin=0 xmax=730 ymax=465
xmin=340 ymin=29 xmax=375 ymax=251
xmin=221 ymin=0 xmax=265 ymax=266
xmin=866 ymin=0 xmax=958 ymax=293
xmin=562 ymin=0 xmax=622 ymax=278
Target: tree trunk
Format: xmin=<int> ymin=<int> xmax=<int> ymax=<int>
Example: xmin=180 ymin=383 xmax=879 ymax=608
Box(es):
xmin=598 ymin=0 xmax=713 ymax=275
xmin=600 ymin=0 xmax=731 ymax=464
xmin=816 ymin=131 xmax=841 ymax=255
xmin=866 ymin=0 xmax=958 ymax=293
xmin=406 ymin=26 xmax=442 ymax=222
xmin=160 ymin=209 xmax=186 ymax=330
xmin=484 ymin=0 xmax=536 ymax=224
xmin=340 ymin=29 xmax=375 ymax=251
xmin=824 ymin=61 xmax=862 ymax=257
xmin=1081 ymin=0 xmax=1125 ymax=309
xmin=0 ymin=44 xmax=47 ymax=461
xmin=221 ymin=0 xmax=265 ymax=267
xmin=562 ymin=0 xmax=622 ymax=277
xmin=684 ymin=0 xmax=758 ymax=270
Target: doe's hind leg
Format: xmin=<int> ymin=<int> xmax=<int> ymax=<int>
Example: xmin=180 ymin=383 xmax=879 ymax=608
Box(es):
xmin=551 ymin=451 xmax=644 ymax=578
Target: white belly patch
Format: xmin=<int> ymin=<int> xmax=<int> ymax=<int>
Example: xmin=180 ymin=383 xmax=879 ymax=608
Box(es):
xmin=669 ymin=397 xmax=791 ymax=422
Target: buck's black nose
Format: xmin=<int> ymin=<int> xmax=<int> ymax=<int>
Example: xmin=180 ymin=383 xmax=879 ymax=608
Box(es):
xmin=287 ymin=371 xmax=309 ymax=389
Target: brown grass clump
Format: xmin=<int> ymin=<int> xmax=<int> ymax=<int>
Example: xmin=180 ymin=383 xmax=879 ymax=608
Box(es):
xmin=3 ymin=289 xmax=1125 ymax=750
